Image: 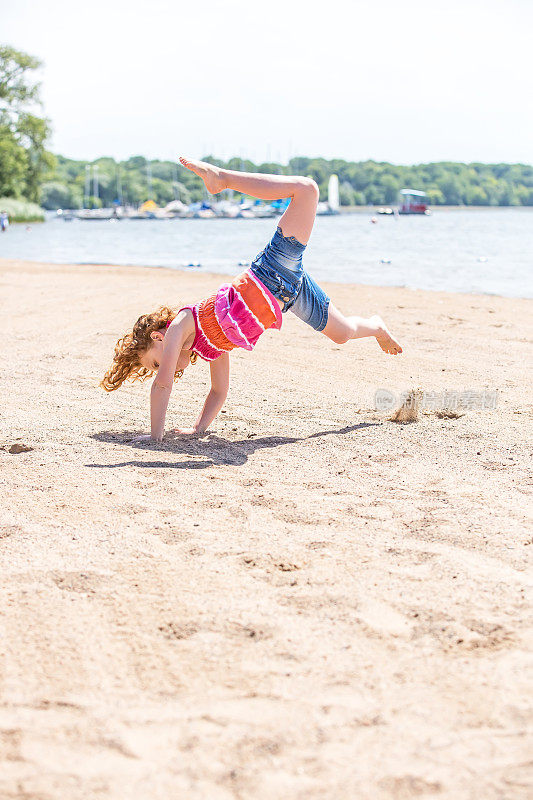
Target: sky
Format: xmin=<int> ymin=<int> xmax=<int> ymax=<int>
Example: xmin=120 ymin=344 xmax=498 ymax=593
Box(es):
xmin=2 ymin=0 xmax=532 ymax=165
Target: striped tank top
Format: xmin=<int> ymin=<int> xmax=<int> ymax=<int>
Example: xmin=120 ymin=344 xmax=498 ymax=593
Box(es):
xmin=176 ymin=269 xmax=282 ymax=361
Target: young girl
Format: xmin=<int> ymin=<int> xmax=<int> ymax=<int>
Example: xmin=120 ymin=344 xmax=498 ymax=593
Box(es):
xmin=101 ymin=157 xmax=402 ymax=441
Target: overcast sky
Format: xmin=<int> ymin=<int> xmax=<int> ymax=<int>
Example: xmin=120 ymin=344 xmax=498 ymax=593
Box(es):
xmin=3 ymin=0 xmax=532 ymax=165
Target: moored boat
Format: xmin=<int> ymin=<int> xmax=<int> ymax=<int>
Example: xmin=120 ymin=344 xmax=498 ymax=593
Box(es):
xmin=398 ymin=189 xmax=431 ymax=215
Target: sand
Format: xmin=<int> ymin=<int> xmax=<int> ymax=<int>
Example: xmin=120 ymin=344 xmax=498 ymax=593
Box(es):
xmin=1 ymin=258 xmax=532 ymax=799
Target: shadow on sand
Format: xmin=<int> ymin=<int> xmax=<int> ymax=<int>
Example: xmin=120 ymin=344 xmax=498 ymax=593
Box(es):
xmin=87 ymin=422 xmax=380 ymax=471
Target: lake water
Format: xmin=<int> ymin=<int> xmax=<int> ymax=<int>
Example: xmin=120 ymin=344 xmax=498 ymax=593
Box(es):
xmin=2 ymin=208 xmax=532 ymax=298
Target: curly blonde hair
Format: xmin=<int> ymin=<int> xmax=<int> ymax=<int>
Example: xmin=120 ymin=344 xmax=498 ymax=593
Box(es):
xmin=100 ymin=305 xmax=181 ymax=392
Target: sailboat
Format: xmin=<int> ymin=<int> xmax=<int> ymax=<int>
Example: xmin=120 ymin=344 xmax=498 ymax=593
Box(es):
xmin=316 ymin=174 xmax=340 ymax=215
xmin=328 ymin=174 xmax=339 ymax=212
xmin=76 ymin=164 xmax=114 ymax=220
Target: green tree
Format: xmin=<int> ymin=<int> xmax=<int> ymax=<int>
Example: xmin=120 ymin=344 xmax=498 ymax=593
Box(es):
xmin=0 ymin=124 xmax=27 ymax=197
xmin=439 ymin=176 xmax=464 ymax=205
xmin=380 ymin=175 xmax=400 ymax=204
xmin=498 ymin=182 xmax=521 ymax=206
xmin=0 ymin=46 xmax=52 ymax=202
xmin=426 ymin=187 xmax=445 ymax=205
xmin=152 ymin=177 xmax=174 ymax=205
xmin=464 ymin=185 xmax=489 ymax=206
xmin=41 ymin=180 xmax=82 ymax=210
xmin=339 ymin=180 xmax=355 ymax=206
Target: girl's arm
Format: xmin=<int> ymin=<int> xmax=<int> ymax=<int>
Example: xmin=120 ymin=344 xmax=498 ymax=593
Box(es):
xmin=150 ymin=381 xmax=172 ymax=441
xmin=150 ymin=313 xmax=193 ymax=440
xmin=174 ymin=352 xmax=230 ymax=435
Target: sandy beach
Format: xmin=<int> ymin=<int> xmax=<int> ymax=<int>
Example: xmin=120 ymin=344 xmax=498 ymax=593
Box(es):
xmin=1 ymin=257 xmax=532 ymax=799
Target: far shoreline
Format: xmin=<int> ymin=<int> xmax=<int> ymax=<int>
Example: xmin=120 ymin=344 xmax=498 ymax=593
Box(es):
xmin=7 ymin=204 xmax=533 ymax=224
xmin=338 ymin=204 xmax=533 ymax=214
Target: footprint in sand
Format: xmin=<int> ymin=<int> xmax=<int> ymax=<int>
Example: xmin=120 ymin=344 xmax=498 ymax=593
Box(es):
xmin=51 ymin=571 xmax=107 ymax=594
xmin=0 ymin=524 xmax=23 ymax=539
xmin=241 ymin=554 xmax=301 ymax=573
xmin=158 ymin=622 xmax=198 ymax=641
xmin=356 ymin=601 xmax=415 ymax=638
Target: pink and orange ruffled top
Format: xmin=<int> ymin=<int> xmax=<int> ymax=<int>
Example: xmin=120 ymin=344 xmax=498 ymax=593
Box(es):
xmin=175 ymin=269 xmax=282 ymax=361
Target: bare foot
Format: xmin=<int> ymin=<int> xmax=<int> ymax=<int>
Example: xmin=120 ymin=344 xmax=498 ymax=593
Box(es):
xmin=370 ymin=314 xmax=403 ymax=355
xmin=179 ymin=156 xmax=226 ymax=194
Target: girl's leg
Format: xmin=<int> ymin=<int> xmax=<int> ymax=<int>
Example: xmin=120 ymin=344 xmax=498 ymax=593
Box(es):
xmin=322 ymin=303 xmax=403 ymax=354
xmin=179 ymin=157 xmax=319 ymax=244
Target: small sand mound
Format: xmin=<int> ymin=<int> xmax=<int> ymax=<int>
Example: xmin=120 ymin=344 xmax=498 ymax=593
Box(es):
xmin=389 ymin=389 xmax=423 ymax=424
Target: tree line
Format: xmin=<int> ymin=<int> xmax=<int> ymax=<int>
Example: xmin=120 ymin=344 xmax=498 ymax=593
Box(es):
xmin=0 ymin=45 xmax=52 ymax=218
xmin=1 ymin=46 xmax=532 ymax=214
xmin=41 ymin=154 xmax=533 ymax=210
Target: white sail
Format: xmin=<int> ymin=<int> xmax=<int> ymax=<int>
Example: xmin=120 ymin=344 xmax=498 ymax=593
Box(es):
xmin=328 ymin=174 xmax=339 ymax=211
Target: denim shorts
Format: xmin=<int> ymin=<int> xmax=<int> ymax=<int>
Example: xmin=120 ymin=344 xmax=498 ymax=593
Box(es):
xmin=250 ymin=226 xmax=330 ymax=332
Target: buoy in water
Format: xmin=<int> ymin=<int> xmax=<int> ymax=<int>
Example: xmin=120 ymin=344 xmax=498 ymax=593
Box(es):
xmin=380 ymin=257 xmax=392 ymax=264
